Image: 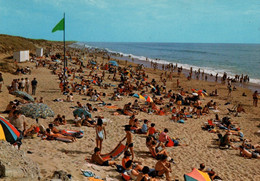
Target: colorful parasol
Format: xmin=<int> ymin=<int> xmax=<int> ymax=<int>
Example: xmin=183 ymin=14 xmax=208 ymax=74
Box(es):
xmin=184 ymin=168 xmax=211 ymax=181
xmin=132 ymin=93 xmax=139 ymax=98
xmin=139 ymin=94 xmax=146 ymax=100
xmin=73 ymin=108 xmax=92 ymax=118
xmin=146 ymin=96 xmax=153 ymax=102
xmin=0 ymin=116 xmax=21 ymax=144
xmin=132 ymin=93 xmax=146 ymax=100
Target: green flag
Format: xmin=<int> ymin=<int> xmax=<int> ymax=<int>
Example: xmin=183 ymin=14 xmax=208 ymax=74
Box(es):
xmin=52 ymin=18 xmax=64 ymax=33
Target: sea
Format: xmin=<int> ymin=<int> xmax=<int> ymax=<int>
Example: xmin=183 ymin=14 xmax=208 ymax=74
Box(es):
xmin=72 ymin=42 xmax=260 ymax=85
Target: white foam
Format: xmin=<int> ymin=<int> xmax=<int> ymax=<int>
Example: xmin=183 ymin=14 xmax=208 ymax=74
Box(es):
xmin=72 ymin=42 xmax=260 ymax=85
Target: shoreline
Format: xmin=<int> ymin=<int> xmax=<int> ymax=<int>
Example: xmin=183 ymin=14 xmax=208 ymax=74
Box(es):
xmin=71 ymin=42 xmax=260 ymax=92
xmin=113 ymin=54 xmax=260 ymax=92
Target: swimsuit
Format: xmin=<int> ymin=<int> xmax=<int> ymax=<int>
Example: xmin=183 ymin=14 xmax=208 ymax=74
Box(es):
xmin=173 ymin=139 xmax=179 ymax=146
xmin=102 ymin=160 xmax=109 ymax=166
xmin=97 ymin=130 xmax=104 ymax=140
xmin=127 ymin=142 xmax=134 ymax=148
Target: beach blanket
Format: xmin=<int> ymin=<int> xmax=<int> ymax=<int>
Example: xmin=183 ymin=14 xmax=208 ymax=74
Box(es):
xmin=101 ymin=143 xmax=126 ymax=160
xmin=61 ymin=130 xmax=84 ymax=138
xmin=104 ymin=105 xmax=119 ymax=109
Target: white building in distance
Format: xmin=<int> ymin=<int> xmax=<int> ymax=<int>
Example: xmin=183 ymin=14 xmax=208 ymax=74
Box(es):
xmin=36 ymin=48 xmax=43 ymax=57
xmin=13 ymin=50 xmax=29 ymax=62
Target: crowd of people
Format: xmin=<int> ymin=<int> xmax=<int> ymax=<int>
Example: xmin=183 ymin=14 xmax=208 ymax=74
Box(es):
xmin=0 ymin=46 xmax=259 ymax=180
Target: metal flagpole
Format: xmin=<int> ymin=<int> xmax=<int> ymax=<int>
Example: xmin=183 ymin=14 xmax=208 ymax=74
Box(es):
xmin=63 ymin=13 xmax=66 ymax=77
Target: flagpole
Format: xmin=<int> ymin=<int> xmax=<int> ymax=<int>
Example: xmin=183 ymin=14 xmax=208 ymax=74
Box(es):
xmin=63 ymin=12 xmax=66 ymax=77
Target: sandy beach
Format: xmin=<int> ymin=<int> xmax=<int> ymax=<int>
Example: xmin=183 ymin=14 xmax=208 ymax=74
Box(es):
xmin=0 ymin=40 xmax=260 ymax=181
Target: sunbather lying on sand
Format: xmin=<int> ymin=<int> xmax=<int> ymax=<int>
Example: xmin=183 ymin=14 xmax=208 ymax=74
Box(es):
xmin=91 ymin=147 xmax=117 ymax=166
xmin=45 ymin=128 xmax=76 ymax=142
xmin=242 ymin=140 xmax=260 ymax=151
xmin=198 ymin=163 xmax=222 ymax=180
xmin=237 ymin=146 xmax=260 ymax=159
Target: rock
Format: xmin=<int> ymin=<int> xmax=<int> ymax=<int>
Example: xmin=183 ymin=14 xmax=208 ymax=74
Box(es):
xmin=52 ymin=170 xmax=71 ymax=181
xmin=0 ymin=141 xmax=40 ymax=180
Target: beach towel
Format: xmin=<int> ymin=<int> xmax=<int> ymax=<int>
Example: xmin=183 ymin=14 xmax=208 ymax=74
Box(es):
xmin=81 ymin=170 xmax=95 ymax=177
xmin=61 ymin=130 xmax=84 ymax=138
xmin=101 ymin=142 xmax=126 ymax=160
xmin=105 ymin=105 xmax=119 ymax=109
xmin=177 ymin=119 xmax=185 ymax=123
xmin=55 ymin=137 xmax=73 ymax=143
xmin=166 ymin=137 xmax=174 ymax=147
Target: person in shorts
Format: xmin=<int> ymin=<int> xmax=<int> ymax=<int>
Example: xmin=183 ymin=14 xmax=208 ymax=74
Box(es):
xmin=91 ymin=147 xmax=117 ymax=166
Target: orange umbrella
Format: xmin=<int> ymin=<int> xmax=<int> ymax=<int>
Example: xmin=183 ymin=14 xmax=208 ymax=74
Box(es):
xmin=146 ymin=96 xmax=153 ymax=102
xmin=184 ymin=168 xmax=211 ymax=181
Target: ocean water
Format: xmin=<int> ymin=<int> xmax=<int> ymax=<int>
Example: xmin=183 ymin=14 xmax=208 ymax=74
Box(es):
xmin=75 ymin=42 xmax=260 ymax=84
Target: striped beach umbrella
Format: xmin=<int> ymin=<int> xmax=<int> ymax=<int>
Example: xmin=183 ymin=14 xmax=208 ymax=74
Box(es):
xmin=132 ymin=94 xmax=146 ymax=100
xmin=184 ymin=168 xmax=211 ymax=181
xmin=139 ymin=94 xmax=146 ymax=100
xmin=0 ymin=116 xmax=21 ymax=144
xmin=132 ymin=93 xmax=140 ymax=98
xmin=146 ymin=96 xmax=153 ymax=103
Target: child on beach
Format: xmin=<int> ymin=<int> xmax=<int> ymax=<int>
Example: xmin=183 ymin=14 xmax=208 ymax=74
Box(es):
xmin=95 ymin=118 xmax=106 ymax=152
xmin=121 ymin=125 xmax=135 ymax=160
xmin=147 ymin=123 xmax=159 ymax=137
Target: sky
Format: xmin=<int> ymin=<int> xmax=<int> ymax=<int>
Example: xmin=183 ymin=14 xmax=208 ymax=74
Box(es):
xmin=0 ymin=0 xmax=260 ymax=43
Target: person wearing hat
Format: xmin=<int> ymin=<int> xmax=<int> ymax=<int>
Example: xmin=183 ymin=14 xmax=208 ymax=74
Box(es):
xmin=121 ymin=125 xmax=135 ymax=160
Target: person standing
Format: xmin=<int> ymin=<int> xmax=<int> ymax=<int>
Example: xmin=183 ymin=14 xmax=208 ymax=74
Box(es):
xmin=31 ymin=78 xmax=38 ymax=95
xmin=25 ymin=78 xmax=29 ymax=93
xmin=253 ymin=91 xmax=259 ymax=107
xmin=121 ymin=125 xmax=135 ymax=160
xmin=20 ymin=78 xmax=25 ymax=91
xmin=0 ymin=73 xmax=4 ymax=92
xmin=95 ymin=118 xmax=106 ymax=152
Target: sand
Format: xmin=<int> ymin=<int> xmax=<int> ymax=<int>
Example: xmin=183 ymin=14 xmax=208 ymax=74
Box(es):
xmin=0 ymin=47 xmax=259 ymax=181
